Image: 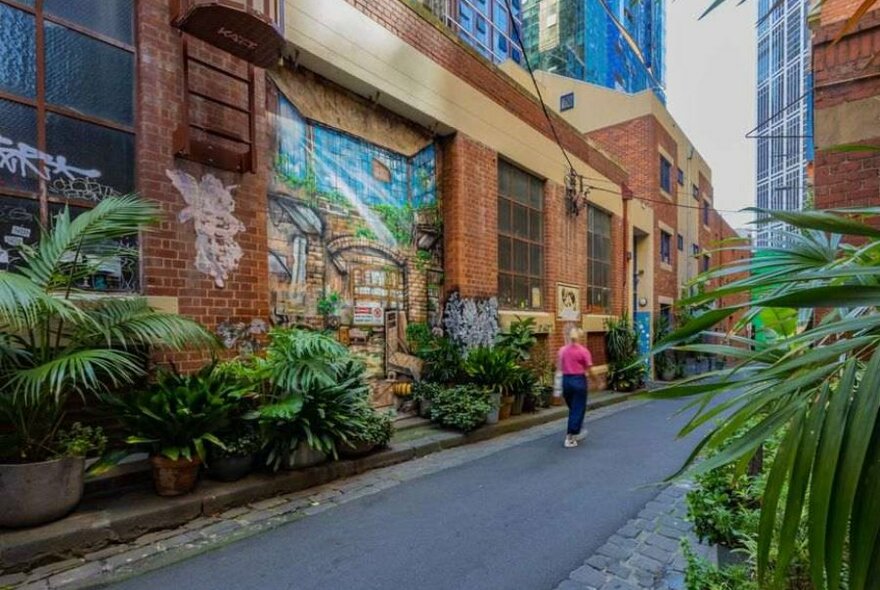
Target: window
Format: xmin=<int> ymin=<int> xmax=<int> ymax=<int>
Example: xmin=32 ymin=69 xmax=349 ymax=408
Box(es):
xmin=0 ymin=0 xmax=136 ymax=288
xmin=587 ymin=205 xmax=612 ymax=312
xmin=677 ymin=233 xmax=684 ymax=251
xmin=692 ymin=184 xmax=699 ymax=199
xmin=660 ymin=231 xmax=672 ymax=265
xmin=702 ymin=201 xmax=710 ymax=226
xmin=498 ymin=161 xmax=544 ymax=309
xmin=692 ymin=244 xmax=699 ymax=256
xmin=659 ymin=156 xmax=672 ymax=193
xmin=677 ymin=168 xmax=684 ymax=186
xmin=659 ymin=303 xmax=673 ymax=327
xmin=702 ymin=255 xmax=711 ymax=273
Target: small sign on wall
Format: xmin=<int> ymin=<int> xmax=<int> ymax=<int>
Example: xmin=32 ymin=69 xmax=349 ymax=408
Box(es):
xmin=560 ymin=92 xmax=575 ymax=112
xmin=353 ymin=301 xmax=385 ymax=325
xmin=557 ymin=283 xmax=581 ymax=322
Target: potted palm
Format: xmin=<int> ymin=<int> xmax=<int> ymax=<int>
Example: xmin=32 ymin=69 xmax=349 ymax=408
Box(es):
xmin=252 ymin=329 xmax=370 ymax=471
xmin=463 ymin=346 xmax=516 ymax=420
xmin=0 ymin=197 xmax=213 ymax=526
xmin=103 ymin=363 xmax=241 ymax=496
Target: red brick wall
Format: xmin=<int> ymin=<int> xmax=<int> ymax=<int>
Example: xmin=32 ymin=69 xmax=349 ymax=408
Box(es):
xmin=138 ymin=1 xmax=271 ymax=371
xmin=342 ymin=0 xmax=627 ymax=186
xmin=813 ymin=4 xmax=880 ymax=214
xmin=588 ymin=115 xmax=680 ymax=308
xmin=441 ymin=133 xmax=498 ymax=298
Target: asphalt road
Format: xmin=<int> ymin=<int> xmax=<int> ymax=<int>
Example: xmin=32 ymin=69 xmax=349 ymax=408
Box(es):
xmin=107 ymin=398 xmax=702 ymax=590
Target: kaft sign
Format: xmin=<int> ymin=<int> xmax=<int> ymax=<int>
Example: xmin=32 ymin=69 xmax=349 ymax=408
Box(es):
xmin=175 ymin=3 xmax=284 ymax=68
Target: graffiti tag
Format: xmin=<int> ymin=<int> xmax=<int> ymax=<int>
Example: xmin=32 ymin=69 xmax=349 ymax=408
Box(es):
xmin=0 ymin=134 xmax=101 ymax=183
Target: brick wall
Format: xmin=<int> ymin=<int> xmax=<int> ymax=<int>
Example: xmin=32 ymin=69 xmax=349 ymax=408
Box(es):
xmin=588 ymin=115 xmax=680 ymax=308
xmin=812 ymin=2 xmax=880 ymax=215
xmin=138 ymin=1 xmax=271 ymax=371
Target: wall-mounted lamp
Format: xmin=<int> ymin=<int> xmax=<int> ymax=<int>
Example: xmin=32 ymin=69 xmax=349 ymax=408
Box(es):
xmin=638 ymin=297 xmax=648 ymax=307
xmin=626 ymin=252 xmax=633 ymax=261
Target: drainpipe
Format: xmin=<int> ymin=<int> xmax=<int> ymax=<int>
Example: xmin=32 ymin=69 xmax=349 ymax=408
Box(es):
xmin=622 ymin=184 xmax=634 ymax=315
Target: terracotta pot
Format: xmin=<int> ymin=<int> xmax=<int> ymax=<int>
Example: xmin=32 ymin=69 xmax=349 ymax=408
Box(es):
xmin=551 ymin=395 xmax=565 ymax=406
xmin=150 ymin=456 xmax=201 ymax=497
xmin=511 ymin=393 xmax=525 ymax=416
xmin=0 ymin=457 xmax=85 ymax=528
xmin=499 ymin=395 xmax=515 ymax=420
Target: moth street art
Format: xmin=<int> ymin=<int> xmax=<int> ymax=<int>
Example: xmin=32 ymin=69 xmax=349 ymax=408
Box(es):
xmin=269 ymin=92 xmax=442 ymax=404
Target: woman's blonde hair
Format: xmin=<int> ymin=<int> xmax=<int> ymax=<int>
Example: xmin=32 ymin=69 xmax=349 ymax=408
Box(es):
xmin=568 ymin=327 xmax=583 ymax=343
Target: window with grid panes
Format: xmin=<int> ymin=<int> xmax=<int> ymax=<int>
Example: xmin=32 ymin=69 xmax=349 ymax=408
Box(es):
xmin=0 ymin=0 xmax=136 ymax=289
xmin=587 ymin=205 xmax=612 ymax=312
xmin=498 ymin=161 xmax=544 ymax=309
xmin=660 ymin=231 xmax=671 ymax=264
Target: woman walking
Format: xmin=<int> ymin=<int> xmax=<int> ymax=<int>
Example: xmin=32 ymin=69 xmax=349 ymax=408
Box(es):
xmin=557 ymin=327 xmax=594 ymax=448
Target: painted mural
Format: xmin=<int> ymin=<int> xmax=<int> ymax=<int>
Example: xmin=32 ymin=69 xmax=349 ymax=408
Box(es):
xmin=268 ymin=90 xmax=442 ymax=405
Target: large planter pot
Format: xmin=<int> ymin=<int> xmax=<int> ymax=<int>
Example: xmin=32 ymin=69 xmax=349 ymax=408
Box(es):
xmin=150 ymin=456 xmax=201 ymax=497
xmin=0 ymin=457 xmax=85 ymax=528
xmin=289 ymin=444 xmax=327 ymax=469
xmin=522 ymin=395 xmax=537 ymax=413
xmin=485 ymin=392 xmax=501 ymax=424
xmin=511 ymin=393 xmax=525 ymax=416
xmin=339 ymin=439 xmax=376 ymax=459
xmin=498 ymin=395 xmax=515 ymax=420
xmin=208 ymin=454 xmax=254 ymax=483
xmin=717 ymin=543 xmax=748 ymax=568
xmin=419 ymin=397 xmax=433 ymax=419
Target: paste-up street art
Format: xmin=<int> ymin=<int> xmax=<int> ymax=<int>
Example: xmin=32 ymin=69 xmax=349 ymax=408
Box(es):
xmin=269 ymin=90 xmax=442 ymax=405
xmin=167 ymin=169 xmax=245 ymax=288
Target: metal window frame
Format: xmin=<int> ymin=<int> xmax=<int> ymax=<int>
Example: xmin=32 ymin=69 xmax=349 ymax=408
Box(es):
xmin=497 ymin=160 xmax=544 ymax=310
xmin=0 ymin=0 xmax=137 ymax=221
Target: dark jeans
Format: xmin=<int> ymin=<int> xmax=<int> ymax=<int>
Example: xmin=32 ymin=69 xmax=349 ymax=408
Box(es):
xmin=562 ymin=375 xmax=588 ymax=435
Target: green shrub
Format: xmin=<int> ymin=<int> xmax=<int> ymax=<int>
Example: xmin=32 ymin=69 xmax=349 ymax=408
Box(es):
xmin=406 ymin=323 xmax=434 ymax=357
xmin=683 ymin=541 xmax=756 ymax=590
xmin=103 ymin=362 xmax=244 ymax=462
xmin=497 ymin=317 xmax=537 ymax=361
xmin=412 ymin=381 xmax=443 ymax=403
xmin=462 ymin=346 xmax=517 ymax=395
xmin=421 ymin=336 xmax=465 ymax=384
xmin=355 ymin=409 xmax=394 ymax=448
xmin=56 ymin=423 xmax=107 ymax=458
xmin=429 ymin=385 xmax=492 ymax=432
xmin=605 ymin=313 xmax=646 ymax=392
xmin=687 ymin=465 xmax=756 ymax=547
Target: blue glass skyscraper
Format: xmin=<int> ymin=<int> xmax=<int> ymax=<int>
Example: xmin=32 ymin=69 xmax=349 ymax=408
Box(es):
xmin=425 ymin=0 xmax=525 ymax=64
xmin=754 ymin=0 xmax=813 ymax=247
xmin=521 ymin=0 xmax=665 ymax=102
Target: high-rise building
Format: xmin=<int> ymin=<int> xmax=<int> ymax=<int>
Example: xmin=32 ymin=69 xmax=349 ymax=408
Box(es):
xmin=755 ymin=0 xmax=814 ymax=247
xmin=520 ymin=0 xmax=665 ymax=102
xmin=421 ymin=0 xmax=526 ymax=65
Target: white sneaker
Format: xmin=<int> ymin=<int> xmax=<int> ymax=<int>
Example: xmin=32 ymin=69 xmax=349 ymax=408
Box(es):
xmin=564 ymin=436 xmax=578 ymax=448
xmin=574 ymin=429 xmax=588 ymax=442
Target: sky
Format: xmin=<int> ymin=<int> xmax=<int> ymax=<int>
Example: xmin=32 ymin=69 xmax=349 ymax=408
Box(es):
xmin=665 ymin=0 xmax=757 ymax=233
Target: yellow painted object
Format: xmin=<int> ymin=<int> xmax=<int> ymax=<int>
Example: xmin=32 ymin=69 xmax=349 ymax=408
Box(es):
xmin=393 ymin=382 xmax=412 ymax=396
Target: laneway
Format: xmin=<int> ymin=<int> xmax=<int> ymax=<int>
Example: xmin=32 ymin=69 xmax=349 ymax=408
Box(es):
xmin=105 ymin=398 xmax=701 ymax=590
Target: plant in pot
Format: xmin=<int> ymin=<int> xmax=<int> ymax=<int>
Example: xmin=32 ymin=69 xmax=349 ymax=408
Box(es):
xmin=0 ymin=196 xmax=214 ymax=527
xmin=497 ymin=317 xmax=537 ymax=361
xmin=103 ymin=362 xmax=242 ymax=496
xmin=340 ymin=407 xmax=394 ymax=459
xmin=428 ymin=385 xmax=493 ymax=432
xmin=413 ymin=381 xmax=442 ymax=418
xmin=208 ymin=427 xmax=261 ymax=483
xmin=508 ymin=365 xmax=535 ymax=416
xmin=421 ymin=336 xmax=464 ymax=384
xmin=252 ymin=329 xmax=368 ymax=471
xmin=605 ymin=314 xmax=646 ymax=392
xmin=463 ymin=346 xmax=516 ymax=420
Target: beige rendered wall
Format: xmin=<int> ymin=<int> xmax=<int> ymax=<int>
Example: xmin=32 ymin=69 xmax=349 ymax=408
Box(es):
xmin=282 ymin=0 xmax=623 ymax=215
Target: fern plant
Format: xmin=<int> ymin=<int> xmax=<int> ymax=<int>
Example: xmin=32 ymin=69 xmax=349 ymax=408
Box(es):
xmin=0 ymin=196 xmax=215 ymax=463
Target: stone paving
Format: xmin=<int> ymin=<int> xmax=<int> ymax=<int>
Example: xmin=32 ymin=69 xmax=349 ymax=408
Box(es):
xmin=2 ymin=399 xmax=648 ymax=590
xmin=554 ymin=482 xmax=710 ymax=590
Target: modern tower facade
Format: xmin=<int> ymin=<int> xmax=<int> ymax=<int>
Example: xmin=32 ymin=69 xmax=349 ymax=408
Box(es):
xmin=521 ymin=0 xmax=665 ymax=102
xmin=755 ymin=0 xmax=814 ymax=247
xmin=422 ymin=0 xmax=526 ymax=65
